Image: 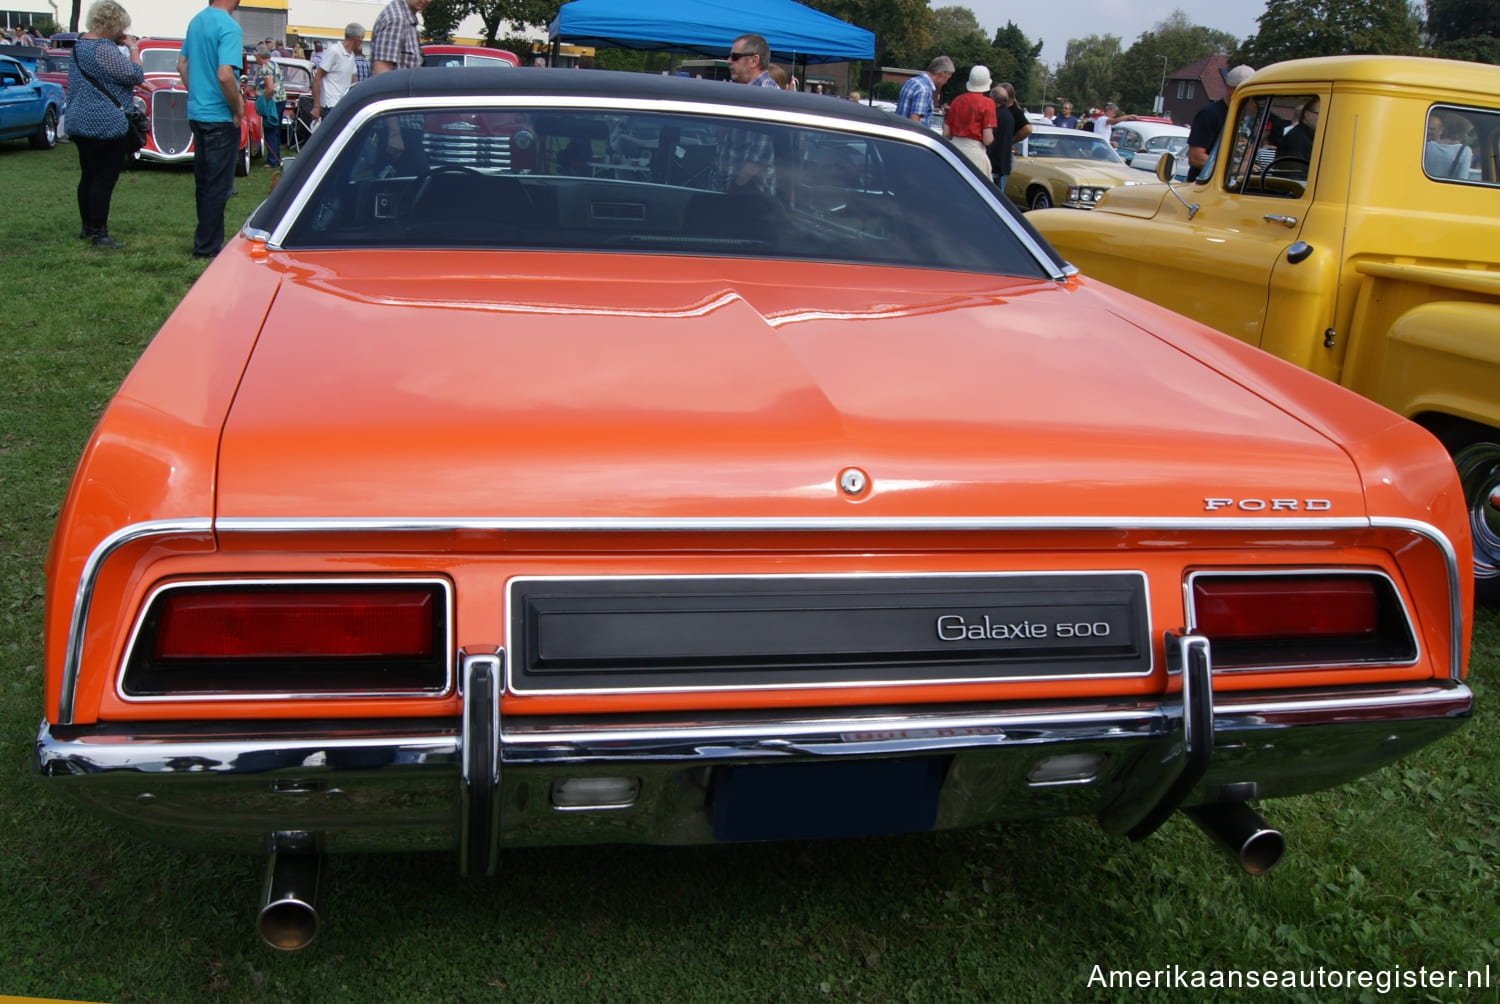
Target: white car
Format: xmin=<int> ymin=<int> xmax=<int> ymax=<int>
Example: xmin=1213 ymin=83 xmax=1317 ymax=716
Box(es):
xmin=1110 ymin=120 xmax=1189 ymax=178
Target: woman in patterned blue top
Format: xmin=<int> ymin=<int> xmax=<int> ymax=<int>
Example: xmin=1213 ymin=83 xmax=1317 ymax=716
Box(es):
xmin=66 ymin=0 xmax=144 ymax=248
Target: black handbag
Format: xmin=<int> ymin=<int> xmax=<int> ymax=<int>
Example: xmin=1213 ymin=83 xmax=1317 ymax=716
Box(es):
xmin=122 ymin=105 xmax=149 ymax=152
xmin=77 ymin=41 xmax=148 ymax=152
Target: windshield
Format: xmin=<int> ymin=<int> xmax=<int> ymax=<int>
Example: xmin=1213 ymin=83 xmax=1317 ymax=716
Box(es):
xmin=1027 ymin=133 xmax=1124 ymax=163
xmin=280 ymin=105 xmax=1048 ymax=276
xmin=140 ymin=48 xmax=179 ymax=74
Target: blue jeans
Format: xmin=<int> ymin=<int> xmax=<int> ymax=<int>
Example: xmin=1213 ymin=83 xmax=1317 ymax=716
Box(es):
xmin=261 ymin=114 xmax=281 ymax=166
xmin=190 ymin=119 xmax=238 ymax=257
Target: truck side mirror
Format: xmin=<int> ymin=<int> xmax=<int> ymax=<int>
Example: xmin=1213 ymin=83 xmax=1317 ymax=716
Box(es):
xmin=1156 ymin=152 xmax=1176 ymax=184
xmin=1156 ymin=151 xmax=1200 ymax=220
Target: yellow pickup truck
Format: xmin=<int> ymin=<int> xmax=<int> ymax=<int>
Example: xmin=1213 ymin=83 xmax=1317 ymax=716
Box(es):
xmin=1032 ymin=55 xmax=1500 ymax=596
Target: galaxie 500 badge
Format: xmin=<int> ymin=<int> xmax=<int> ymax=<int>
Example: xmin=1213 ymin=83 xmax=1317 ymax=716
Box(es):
xmin=936 ymin=615 xmax=1111 ymax=641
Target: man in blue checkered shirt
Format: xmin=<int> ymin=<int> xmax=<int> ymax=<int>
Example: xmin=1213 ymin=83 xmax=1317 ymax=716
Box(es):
xmin=895 ymin=56 xmax=954 ymax=128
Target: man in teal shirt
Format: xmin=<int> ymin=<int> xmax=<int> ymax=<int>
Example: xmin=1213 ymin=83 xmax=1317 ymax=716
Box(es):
xmin=177 ymin=0 xmax=244 ymax=258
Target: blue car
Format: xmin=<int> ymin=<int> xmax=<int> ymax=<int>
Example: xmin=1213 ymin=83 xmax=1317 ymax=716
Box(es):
xmin=0 ymin=49 xmax=63 ymax=149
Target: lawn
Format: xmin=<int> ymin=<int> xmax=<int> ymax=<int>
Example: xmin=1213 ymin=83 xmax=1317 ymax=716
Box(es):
xmin=1 ymin=141 xmax=1497 ymax=1004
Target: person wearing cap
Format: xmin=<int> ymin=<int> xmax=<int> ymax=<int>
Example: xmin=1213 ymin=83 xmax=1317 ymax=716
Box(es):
xmin=1186 ymin=63 xmax=1255 ymax=182
xmin=943 ymin=64 xmax=996 ymax=175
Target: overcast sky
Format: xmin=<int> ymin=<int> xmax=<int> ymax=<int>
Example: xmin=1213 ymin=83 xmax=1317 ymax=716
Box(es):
xmin=966 ymin=0 xmax=1268 ymax=66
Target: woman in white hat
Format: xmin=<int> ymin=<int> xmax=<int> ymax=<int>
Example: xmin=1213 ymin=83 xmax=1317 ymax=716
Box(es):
xmin=943 ymin=64 xmax=996 ymax=175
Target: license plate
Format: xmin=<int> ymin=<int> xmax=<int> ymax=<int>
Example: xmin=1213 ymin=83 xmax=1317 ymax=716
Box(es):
xmin=712 ymin=758 xmax=948 ymax=842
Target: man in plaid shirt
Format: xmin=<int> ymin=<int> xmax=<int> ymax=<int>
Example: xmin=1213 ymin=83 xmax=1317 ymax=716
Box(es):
xmin=895 ymin=56 xmax=953 ymax=128
xmin=370 ymin=0 xmax=429 ymax=74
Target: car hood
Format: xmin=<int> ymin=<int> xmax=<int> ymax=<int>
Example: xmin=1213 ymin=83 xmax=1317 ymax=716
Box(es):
xmin=215 ymin=253 xmax=1366 ymax=521
xmin=1024 ymin=160 xmax=1146 ymax=187
xmin=1093 ymin=180 xmax=1173 ymax=218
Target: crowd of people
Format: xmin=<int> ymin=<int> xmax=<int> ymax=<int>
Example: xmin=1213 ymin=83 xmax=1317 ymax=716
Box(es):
xmin=0 ymin=24 xmax=47 ymax=45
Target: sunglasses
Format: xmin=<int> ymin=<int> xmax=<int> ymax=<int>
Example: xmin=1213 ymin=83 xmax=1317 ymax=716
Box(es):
xmin=728 ymin=51 xmax=753 ymax=61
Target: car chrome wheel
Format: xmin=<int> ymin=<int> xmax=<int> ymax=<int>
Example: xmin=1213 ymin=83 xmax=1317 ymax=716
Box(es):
xmin=31 ymin=107 xmax=57 ymax=150
xmin=1029 ymin=188 xmax=1052 ymax=210
xmin=1452 ymin=440 xmax=1500 ymax=586
xmin=235 ymin=144 xmax=251 ymax=177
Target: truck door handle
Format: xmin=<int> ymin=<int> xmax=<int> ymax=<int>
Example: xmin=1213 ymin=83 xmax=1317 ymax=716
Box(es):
xmin=1263 ymin=214 xmax=1298 ymax=227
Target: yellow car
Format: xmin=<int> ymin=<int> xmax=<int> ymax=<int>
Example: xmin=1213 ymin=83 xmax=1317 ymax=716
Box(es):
xmin=1031 ymin=56 xmax=1500 ymax=595
xmin=1004 ymin=125 xmax=1152 ymax=210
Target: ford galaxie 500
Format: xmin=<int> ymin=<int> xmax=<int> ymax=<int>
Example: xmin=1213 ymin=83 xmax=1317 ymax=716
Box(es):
xmin=35 ymin=69 xmax=1473 ymax=950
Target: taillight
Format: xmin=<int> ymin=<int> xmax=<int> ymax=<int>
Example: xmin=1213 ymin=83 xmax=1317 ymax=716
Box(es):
xmin=122 ymin=581 xmax=450 ymax=698
xmin=154 ymin=589 xmax=434 ymax=659
xmin=1189 ymin=573 xmax=1416 ymax=670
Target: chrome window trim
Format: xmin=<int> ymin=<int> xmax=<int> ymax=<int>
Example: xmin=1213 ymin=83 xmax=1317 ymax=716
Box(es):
xmin=260 ymin=93 xmax=1065 ymax=279
xmin=1183 ymin=566 xmax=1420 ymax=672
xmin=58 ymin=514 xmax=1461 ymax=722
xmin=113 ymin=576 xmax=456 ymax=704
xmin=503 ymin=569 xmax=1155 ymax=695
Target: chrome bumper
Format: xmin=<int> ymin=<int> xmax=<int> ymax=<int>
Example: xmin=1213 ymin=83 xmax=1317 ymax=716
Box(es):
xmin=35 ymin=676 xmax=1471 ymax=863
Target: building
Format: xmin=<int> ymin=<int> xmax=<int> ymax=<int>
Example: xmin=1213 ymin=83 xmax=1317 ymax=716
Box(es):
xmin=13 ymin=0 xmax=538 ymax=51
xmin=1161 ymin=53 xmax=1230 ymax=125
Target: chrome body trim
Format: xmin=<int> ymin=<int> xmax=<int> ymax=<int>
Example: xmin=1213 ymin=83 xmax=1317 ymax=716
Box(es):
xmin=263 ymin=92 xmax=1064 ymax=277
xmin=113 ymin=576 xmax=457 ymax=703
xmin=59 ymin=518 xmax=214 ymax=725
xmin=1370 ymin=517 xmax=1464 ymax=680
xmin=503 ymin=569 xmax=1155 ymax=695
xmin=34 ymin=682 xmax=1472 ymax=853
xmin=56 ymin=515 xmax=1461 ymax=723
xmin=1183 ymin=567 xmax=1421 ymax=672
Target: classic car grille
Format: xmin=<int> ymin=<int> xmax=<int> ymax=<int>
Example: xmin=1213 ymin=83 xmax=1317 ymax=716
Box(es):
xmin=149 ymin=90 xmax=192 ymax=156
xmin=508 ymin=573 xmax=1151 ymax=693
xmin=424 ymin=130 xmax=511 ymax=170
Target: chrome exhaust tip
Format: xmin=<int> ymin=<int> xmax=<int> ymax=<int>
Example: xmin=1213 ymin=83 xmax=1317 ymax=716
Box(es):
xmin=1185 ymin=803 xmax=1285 ymax=875
xmin=257 ymin=851 xmax=322 ymax=950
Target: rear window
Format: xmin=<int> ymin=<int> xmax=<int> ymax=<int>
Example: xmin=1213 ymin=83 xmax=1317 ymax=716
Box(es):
xmin=279 ymin=105 xmax=1048 ymax=276
xmin=1424 ymin=104 xmax=1497 ymax=186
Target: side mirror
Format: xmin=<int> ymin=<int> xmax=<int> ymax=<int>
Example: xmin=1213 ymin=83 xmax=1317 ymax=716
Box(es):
xmin=1156 ymin=151 xmax=1200 ymax=220
xmin=1155 ymin=151 xmax=1175 ymax=184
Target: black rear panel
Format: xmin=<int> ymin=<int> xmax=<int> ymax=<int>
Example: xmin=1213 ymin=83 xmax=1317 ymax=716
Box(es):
xmin=508 ymin=573 xmax=1150 ymax=692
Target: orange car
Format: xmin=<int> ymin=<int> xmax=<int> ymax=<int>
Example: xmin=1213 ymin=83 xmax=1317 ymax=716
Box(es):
xmin=35 ymin=69 xmax=1472 ymax=950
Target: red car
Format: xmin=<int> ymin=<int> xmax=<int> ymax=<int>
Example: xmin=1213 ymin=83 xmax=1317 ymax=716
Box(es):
xmin=132 ymin=38 xmax=261 ymax=174
xmin=420 ymin=43 xmax=519 ymax=68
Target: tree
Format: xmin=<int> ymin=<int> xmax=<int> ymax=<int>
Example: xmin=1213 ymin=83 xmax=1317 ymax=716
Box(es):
xmin=1052 ymin=34 xmax=1123 ymax=111
xmin=1434 ymin=34 xmax=1500 ymax=60
xmin=1238 ymin=0 xmax=1420 ymax=63
xmin=924 ymin=4 xmax=995 ymax=101
xmin=804 ymin=0 xmax=934 ymax=68
xmin=420 ymin=0 xmax=465 ymax=44
xmin=478 ymin=0 xmax=553 ymax=45
xmin=1114 ymin=11 xmax=1237 ymax=113
xmin=1426 ymin=0 xmax=1500 ymax=45
xmin=992 ymin=21 xmax=1043 ymax=103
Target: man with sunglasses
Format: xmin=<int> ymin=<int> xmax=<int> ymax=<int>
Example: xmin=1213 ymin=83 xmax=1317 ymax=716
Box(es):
xmin=716 ymin=34 xmax=778 ymax=195
xmin=727 ymin=34 xmax=777 ymax=88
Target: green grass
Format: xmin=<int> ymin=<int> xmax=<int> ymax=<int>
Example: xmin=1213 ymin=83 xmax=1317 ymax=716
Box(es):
xmin=3 ymin=141 xmax=1500 ymax=1004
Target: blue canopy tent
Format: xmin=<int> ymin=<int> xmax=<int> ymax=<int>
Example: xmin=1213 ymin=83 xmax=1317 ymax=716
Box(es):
xmin=547 ymin=0 xmax=874 ymax=64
